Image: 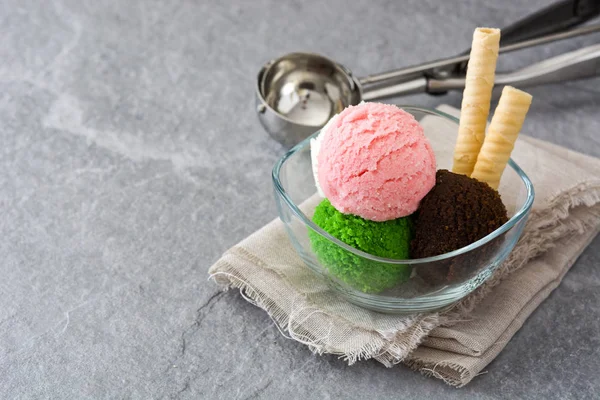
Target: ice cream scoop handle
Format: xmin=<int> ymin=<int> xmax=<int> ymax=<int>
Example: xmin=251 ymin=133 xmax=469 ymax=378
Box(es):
xmin=361 ymin=77 xmax=428 ymax=101
xmin=427 ymin=44 xmax=600 ymax=92
xmin=499 ymin=0 xmax=600 ymax=46
xmin=358 ymin=24 xmax=600 ymax=87
xmin=442 ymin=0 xmax=600 ymax=77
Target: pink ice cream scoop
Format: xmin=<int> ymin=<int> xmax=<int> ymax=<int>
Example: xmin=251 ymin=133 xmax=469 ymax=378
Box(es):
xmin=317 ymin=102 xmax=436 ymax=221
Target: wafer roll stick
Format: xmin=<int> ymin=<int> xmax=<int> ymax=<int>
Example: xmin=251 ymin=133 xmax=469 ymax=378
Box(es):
xmin=452 ymin=27 xmax=501 ymax=176
xmin=471 ymin=86 xmax=533 ymax=189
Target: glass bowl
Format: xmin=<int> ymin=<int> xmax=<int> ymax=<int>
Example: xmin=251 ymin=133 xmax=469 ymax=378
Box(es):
xmin=272 ymin=106 xmax=534 ymax=314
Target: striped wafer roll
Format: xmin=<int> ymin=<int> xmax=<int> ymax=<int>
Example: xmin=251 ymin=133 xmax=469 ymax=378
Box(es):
xmin=452 ymin=27 xmax=501 ymax=176
xmin=471 ymin=86 xmax=533 ymax=189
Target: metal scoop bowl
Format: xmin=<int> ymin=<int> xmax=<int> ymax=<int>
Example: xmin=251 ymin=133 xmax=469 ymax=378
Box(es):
xmin=256 ymin=53 xmax=363 ymax=148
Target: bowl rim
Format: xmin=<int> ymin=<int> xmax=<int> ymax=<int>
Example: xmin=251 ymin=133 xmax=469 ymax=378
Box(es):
xmin=271 ymin=106 xmax=535 ymax=265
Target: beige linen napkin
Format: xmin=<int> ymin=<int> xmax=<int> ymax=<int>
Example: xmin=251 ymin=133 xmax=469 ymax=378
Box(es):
xmin=209 ymin=105 xmax=600 ymax=387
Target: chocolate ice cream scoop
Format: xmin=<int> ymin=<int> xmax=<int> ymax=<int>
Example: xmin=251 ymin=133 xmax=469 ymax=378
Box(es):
xmin=411 ymin=169 xmax=508 ymax=259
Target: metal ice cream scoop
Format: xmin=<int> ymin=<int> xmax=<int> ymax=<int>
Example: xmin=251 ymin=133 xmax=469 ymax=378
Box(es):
xmin=256 ymin=0 xmax=600 ymax=147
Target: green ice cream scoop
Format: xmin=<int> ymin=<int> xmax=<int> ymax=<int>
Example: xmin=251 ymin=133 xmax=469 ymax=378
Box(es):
xmin=309 ymin=199 xmax=413 ymax=293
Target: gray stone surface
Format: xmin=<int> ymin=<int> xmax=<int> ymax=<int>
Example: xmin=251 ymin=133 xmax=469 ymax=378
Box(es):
xmin=1 ymin=0 xmax=599 ymax=398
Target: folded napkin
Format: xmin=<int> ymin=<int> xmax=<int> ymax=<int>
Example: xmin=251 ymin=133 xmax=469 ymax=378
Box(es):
xmin=209 ymin=105 xmax=600 ymax=387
